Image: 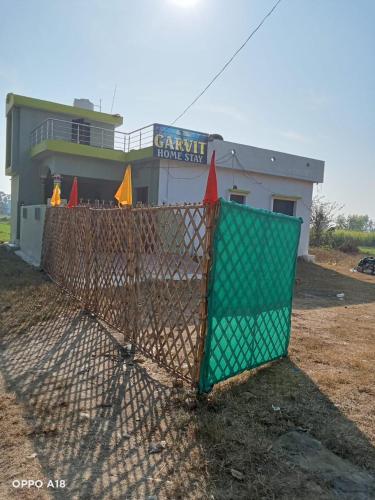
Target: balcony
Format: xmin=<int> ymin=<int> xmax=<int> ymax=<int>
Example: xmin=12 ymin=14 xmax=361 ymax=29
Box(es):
xmin=30 ymin=118 xmax=154 ymax=161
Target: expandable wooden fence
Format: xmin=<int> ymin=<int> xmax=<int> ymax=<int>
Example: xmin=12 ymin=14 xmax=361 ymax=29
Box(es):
xmin=42 ymin=204 xmax=213 ymax=385
xmin=42 ymin=200 xmax=301 ymax=392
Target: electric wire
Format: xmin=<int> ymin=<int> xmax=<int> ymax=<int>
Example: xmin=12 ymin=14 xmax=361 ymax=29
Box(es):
xmin=161 ymin=151 xmax=234 ymax=180
xmin=171 ymin=0 xmax=283 ymax=125
xmin=233 ymin=153 xmax=313 ymax=214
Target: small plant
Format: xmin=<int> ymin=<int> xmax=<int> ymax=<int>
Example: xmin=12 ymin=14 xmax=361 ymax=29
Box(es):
xmin=337 ymin=241 xmax=359 ymax=254
xmin=310 ymin=196 xmax=342 ymax=247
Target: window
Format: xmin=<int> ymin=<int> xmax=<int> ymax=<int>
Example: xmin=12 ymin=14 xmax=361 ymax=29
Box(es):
xmin=273 ymin=198 xmax=296 ymax=216
xmin=135 ymin=186 xmax=148 ymax=205
xmin=34 ymin=207 xmax=41 ymax=220
xmin=230 ymin=193 xmax=246 ymax=205
xmin=22 ymin=207 xmax=28 ymax=219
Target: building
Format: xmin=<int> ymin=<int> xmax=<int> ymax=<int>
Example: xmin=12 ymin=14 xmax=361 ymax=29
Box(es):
xmin=5 ymin=93 xmax=126 ymax=243
xmin=4 ymin=93 xmax=324 ymax=263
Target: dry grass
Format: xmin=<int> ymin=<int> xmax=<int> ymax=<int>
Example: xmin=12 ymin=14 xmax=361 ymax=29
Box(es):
xmin=0 ymin=245 xmax=374 ymax=499
xmin=0 ymin=379 xmax=50 ymax=500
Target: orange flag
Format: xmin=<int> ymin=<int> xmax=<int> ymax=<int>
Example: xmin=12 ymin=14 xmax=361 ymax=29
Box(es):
xmin=115 ymin=165 xmax=132 ymax=206
xmin=51 ymin=184 xmax=61 ymax=207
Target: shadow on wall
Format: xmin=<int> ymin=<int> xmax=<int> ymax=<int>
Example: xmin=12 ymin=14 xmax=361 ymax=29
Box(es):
xmin=0 ymin=248 xmax=374 ymax=498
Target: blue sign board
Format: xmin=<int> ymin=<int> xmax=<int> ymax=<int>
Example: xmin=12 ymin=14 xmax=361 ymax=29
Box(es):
xmin=153 ymin=124 xmax=209 ymax=164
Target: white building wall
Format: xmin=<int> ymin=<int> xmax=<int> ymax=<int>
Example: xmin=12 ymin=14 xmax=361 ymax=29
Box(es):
xmin=158 ymin=160 xmax=313 ymax=256
xmin=17 ymin=204 xmax=47 ymax=266
xmin=209 ymin=139 xmax=324 ymax=183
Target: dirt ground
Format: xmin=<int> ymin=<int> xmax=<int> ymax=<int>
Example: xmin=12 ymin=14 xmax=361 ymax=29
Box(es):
xmin=0 ymin=245 xmax=374 ymax=499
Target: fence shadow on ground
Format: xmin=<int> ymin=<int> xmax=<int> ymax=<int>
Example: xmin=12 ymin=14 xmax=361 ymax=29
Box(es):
xmin=0 ymin=280 xmax=203 ymax=499
xmin=294 ymin=261 xmax=375 ymax=310
xmin=0 ymin=251 xmax=374 ymax=498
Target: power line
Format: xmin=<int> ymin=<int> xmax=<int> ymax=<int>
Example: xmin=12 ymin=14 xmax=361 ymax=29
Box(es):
xmin=171 ymin=0 xmax=283 ymax=125
xmin=233 ymin=153 xmax=314 ymax=214
xmin=162 ymin=151 xmax=234 ymax=180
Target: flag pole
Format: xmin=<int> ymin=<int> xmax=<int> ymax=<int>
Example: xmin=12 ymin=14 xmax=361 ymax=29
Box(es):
xmin=195 ymin=150 xmax=219 ymax=389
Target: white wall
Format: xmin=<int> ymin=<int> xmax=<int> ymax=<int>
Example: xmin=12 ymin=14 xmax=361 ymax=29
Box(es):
xmin=209 ymin=139 xmax=324 ymax=183
xmin=158 ymin=160 xmax=313 ymax=256
xmin=18 ymin=204 xmax=46 ymax=266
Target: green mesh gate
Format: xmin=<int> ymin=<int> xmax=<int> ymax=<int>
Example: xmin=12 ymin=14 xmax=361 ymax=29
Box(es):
xmin=199 ymin=199 xmax=302 ymax=393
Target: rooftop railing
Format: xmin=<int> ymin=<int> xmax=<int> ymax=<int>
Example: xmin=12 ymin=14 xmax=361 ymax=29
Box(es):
xmin=30 ymin=118 xmax=154 ymax=153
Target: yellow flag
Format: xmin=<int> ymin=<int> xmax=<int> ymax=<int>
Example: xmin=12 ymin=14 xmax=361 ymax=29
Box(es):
xmin=51 ymin=184 xmax=61 ymax=207
xmin=115 ymin=165 xmax=132 ymax=206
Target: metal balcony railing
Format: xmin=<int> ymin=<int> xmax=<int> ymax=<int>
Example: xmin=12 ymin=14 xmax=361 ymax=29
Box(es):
xmin=30 ymin=118 xmax=154 ymax=153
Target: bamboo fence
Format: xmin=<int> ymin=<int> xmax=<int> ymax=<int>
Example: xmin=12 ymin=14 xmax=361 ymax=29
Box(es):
xmin=42 ymin=204 xmax=213 ymax=385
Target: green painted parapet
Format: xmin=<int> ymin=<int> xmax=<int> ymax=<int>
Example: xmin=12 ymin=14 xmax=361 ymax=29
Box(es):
xmin=6 ymin=93 xmax=123 ymax=126
xmin=30 ymin=140 xmax=153 ymax=163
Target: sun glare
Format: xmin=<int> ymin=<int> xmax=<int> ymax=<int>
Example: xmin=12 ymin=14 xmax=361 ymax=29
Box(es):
xmin=170 ymin=0 xmax=200 ymax=8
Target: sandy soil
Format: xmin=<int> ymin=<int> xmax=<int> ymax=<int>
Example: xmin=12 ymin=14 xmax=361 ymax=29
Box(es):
xmin=0 ymin=246 xmax=374 ymax=499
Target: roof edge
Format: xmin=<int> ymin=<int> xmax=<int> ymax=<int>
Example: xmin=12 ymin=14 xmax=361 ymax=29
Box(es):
xmin=30 ymin=139 xmax=153 ymax=163
xmin=6 ymin=93 xmax=123 ymax=126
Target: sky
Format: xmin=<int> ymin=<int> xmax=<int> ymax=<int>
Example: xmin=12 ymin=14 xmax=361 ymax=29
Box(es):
xmin=0 ymin=0 xmax=374 ymax=218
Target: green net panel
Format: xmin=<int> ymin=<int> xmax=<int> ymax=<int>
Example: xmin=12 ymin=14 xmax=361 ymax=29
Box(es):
xmin=199 ymin=199 xmax=302 ymax=393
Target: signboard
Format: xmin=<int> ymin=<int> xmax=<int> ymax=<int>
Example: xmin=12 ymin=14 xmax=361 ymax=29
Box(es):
xmin=153 ymin=123 xmax=209 ymax=164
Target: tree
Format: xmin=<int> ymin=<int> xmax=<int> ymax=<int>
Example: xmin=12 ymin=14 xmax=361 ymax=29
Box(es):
xmin=336 ymin=213 xmax=374 ymax=232
xmin=336 ymin=214 xmax=347 ymax=230
xmin=0 ymin=191 xmax=11 ymax=216
xmin=310 ymin=196 xmax=342 ymax=246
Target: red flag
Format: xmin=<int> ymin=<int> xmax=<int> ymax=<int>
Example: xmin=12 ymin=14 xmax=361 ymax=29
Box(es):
xmin=203 ymin=151 xmax=218 ymax=205
xmin=67 ymin=177 xmax=78 ymax=208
